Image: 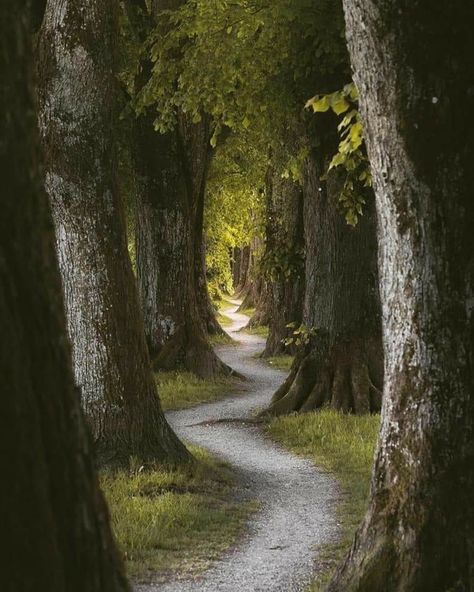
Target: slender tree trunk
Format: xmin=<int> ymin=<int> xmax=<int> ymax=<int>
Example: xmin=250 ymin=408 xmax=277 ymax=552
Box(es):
xmin=38 ymin=0 xmax=189 ymax=467
xmin=266 ymin=132 xmax=382 ymax=415
xmin=0 ymin=3 xmax=129 ymax=589
xmin=264 ymin=171 xmax=305 ymax=357
xmin=237 ymin=236 xmax=264 ymax=311
xmin=232 ymin=247 xmax=242 ymax=289
xmin=326 ymin=2 xmax=474 ymax=590
xmin=182 ymin=115 xmax=226 ymax=337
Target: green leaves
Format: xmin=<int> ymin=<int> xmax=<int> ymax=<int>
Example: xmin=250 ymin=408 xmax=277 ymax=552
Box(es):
xmin=306 ymin=83 xmax=372 ymax=227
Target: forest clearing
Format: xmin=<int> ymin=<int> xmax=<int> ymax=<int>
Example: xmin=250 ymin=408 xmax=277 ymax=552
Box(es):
xmin=2 ymin=1 xmax=473 ymax=591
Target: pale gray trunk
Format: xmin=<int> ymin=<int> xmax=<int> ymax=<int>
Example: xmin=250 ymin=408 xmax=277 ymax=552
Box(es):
xmin=38 ymin=0 xmax=189 ymax=466
xmin=327 ymin=1 xmax=474 ymax=589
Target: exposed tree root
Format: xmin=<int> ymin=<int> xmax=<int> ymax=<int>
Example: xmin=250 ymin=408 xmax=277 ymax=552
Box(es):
xmin=263 ymin=335 xmax=382 ymax=416
xmin=94 ymin=397 xmax=192 ymax=469
xmin=153 ymin=327 xmax=235 ymax=380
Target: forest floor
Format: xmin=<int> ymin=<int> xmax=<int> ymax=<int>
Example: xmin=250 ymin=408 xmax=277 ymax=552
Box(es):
xmin=137 ymin=301 xmax=339 ymax=592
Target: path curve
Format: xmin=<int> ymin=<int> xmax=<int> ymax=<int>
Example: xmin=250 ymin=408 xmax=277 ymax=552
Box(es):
xmin=138 ymin=301 xmax=339 ymax=592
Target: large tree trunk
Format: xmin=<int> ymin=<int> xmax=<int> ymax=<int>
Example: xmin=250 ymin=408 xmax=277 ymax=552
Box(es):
xmin=133 ymin=1 xmax=228 ymax=374
xmin=264 ymin=170 xmax=305 ymax=357
xmin=266 ymin=132 xmax=382 ymax=415
xmin=134 ymin=112 xmax=231 ymax=378
xmin=0 ymin=3 xmax=129 ymax=589
xmin=38 ymin=0 xmax=189 ymax=467
xmin=326 ymin=2 xmax=474 ymax=590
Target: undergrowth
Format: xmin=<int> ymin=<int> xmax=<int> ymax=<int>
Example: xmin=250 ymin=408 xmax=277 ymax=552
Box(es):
xmin=242 ymin=324 xmax=269 ymax=338
xmin=102 ymin=445 xmax=257 ymax=583
xmin=267 ymin=409 xmax=380 ymax=590
xmin=264 ymin=354 xmax=294 ymax=371
xmin=156 ymin=371 xmax=237 ymax=411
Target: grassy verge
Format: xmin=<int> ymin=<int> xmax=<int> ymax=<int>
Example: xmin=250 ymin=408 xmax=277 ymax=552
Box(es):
xmin=242 ymin=324 xmax=269 ymax=338
xmin=102 ymin=445 xmax=257 ymax=583
xmin=264 ymin=354 xmax=294 ymax=371
xmin=209 ymin=331 xmax=235 ymax=347
xmin=156 ymin=371 xmax=237 ymax=411
xmin=216 ymin=311 xmax=233 ymax=328
xmin=266 ymin=409 xmax=380 ymax=590
xmin=237 ymin=304 xmax=256 ymax=317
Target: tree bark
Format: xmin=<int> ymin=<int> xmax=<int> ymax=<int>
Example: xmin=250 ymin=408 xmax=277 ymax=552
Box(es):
xmin=326 ymin=1 xmax=474 ymax=590
xmin=264 ymin=170 xmax=305 ymax=357
xmin=0 ymin=3 xmax=129 ymax=589
xmin=134 ymin=111 xmax=232 ymax=378
xmin=266 ymin=128 xmax=382 ymax=415
xmin=38 ymin=0 xmax=189 ymax=467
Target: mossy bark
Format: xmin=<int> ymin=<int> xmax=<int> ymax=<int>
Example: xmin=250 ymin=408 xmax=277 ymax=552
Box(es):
xmin=264 ymin=170 xmax=305 ymax=357
xmin=134 ymin=111 xmax=231 ymax=379
xmin=326 ymin=1 xmax=474 ymax=589
xmin=38 ymin=0 xmax=189 ymax=467
xmin=0 ymin=3 xmax=129 ymax=589
xmin=133 ymin=1 xmax=228 ymax=374
xmin=266 ymin=133 xmax=382 ymax=416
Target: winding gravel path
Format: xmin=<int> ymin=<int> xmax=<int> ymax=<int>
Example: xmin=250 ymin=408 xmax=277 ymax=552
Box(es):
xmin=138 ymin=301 xmax=339 ymax=592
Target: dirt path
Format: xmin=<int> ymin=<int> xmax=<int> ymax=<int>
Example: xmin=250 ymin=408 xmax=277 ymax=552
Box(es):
xmin=138 ymin=301 xmax=339 ymax=592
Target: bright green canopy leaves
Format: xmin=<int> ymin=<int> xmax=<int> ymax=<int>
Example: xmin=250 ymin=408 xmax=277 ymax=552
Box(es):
xmin=131 ymin=0 xmax=348 ymax=144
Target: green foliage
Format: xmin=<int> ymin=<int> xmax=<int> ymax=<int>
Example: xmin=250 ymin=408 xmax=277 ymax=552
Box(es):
xmin=283 ymin=323 xmax=318 ymax=348
xmin=260 ymin=243 xmax=305 ymax=282
xmin=102 ymin=445 xmax=257 ymax=580
xmin=306 ymin=83 xmax=371 ymax=226
xmin=267 ymin=410 xmax=380 ymax=590
xmin=134 ymin=0 xmax=347 ymax=140
xmin=205 ymin=132 xmax=266 ymax=296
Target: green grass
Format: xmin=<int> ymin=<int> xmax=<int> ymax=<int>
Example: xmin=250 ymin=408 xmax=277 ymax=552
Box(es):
xmin=266 ymin=409 xmax=380 ymax=590
xmin=218 ymin=296 xmax=236 ymax=313
xmin=209 ymin=331 xmax=235 ymax=346
xmin=216 ymin=311 xmax=233 ymax=328
xmin=265 ymin=354 xmax=295 ymax=371
xmin=237 ymin=304 xmax=256 ymax=317
xmin=102 ymin=445 xmax=257 ymax=583
xmin=242 ymin=324 xmax=269 ymax=338
xmin=156 ymin=371 xmax=236 ymax=411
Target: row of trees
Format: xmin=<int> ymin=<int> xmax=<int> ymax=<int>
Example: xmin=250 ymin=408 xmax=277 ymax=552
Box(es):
xmin=3 ymin=0 xmax=473 ymax=590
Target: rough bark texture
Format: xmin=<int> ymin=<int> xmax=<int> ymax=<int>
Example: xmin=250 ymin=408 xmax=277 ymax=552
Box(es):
xmin=267 ymin=134 xmax=382 ymax=415
xmin=264 ymin=171 xmax=305 ymax=357
xmin=236 ymin=238 xmax=262 ymax=311
xmin=134 ymin=112 xmax=231 ymax=378
xmin=246 ymin=277 xmax=272 ymax=327
xmin=327 ymin=1 xmax=474 ymax=590
xmin=133 ymin=1 xmax=228 ymax=374
xmin=0 ymin=3 xmax=130 ymax=589
xmin=38 ymin=0 xmax=189 ymax=466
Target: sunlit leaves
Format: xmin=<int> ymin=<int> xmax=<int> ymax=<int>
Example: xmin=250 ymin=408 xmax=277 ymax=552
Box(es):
xmin=306 ymin=83 xmax=372 ymax=226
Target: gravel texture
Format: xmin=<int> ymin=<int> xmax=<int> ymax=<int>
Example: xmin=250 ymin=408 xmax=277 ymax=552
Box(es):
xmin=137 ymin=302 xmax=339 ymax=592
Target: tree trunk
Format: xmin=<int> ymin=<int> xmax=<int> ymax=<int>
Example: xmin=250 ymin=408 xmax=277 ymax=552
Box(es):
xmin=232 ymin=247 xmax=242 ymax=289
xmin=134 ymin=112 xmax=232 ymax=378
xmin=237 ymin=236 xmax=264 ymax=311
xmin=184 ymin=115 xmax=226 ymax=337
xmin=264 ymin=171 xmax=305 ymax=357
xmin=235 ymin=245 xmax=251 ymax=295
xmin=38 ymin=0 xmax=189 ymax=467
xmin=266 ymin=133 xmax=382 ymax=415
xmin=327 ymin=2 xmax=474 ymax=590
xmin=0 ymin=3 xmax=129 ymax=589
xmin=246 ymin=277 xmax=272 ymax=327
